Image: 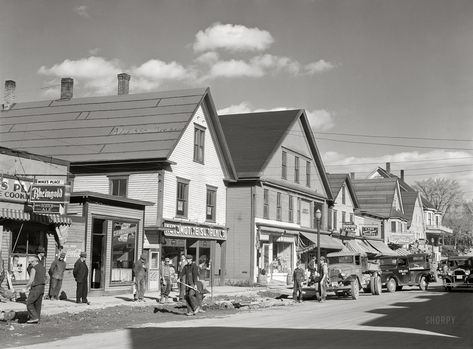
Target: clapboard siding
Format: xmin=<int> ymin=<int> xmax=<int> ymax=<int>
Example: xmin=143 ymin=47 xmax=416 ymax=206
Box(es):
xmin=163 ymin=106 xmax=227 ymax=225
xmin=73 ymin=175 xmax=109 ymax=194
xmin=128 ymin=173 xmax=159 ymax=227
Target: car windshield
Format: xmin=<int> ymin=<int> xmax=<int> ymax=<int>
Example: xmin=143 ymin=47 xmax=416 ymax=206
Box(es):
xmin=380 ymin=258 xmax=397 ymax=266
xmin=328 ymin=256 xmax=354 ymax=264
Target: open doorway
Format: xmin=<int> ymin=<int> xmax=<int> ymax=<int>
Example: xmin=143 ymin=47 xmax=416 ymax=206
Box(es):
xmin=91 ymin=218 xmax=107 ymax=289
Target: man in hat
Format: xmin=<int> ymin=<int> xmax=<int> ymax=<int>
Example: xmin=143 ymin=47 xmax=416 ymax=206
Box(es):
xmin=160 ymin=257 xmax=175 ymax=303
xmin=27 ymin=246 xmax=46 ymax=276
xmin=133 ymin=254 xmax=147 ymax=302
xmin=179 ymin=255 xmax=201 ymax=315
xmin=48 ymin=252 xmax=67 ymax=300
xmin=73 ymin=252 xmax=89 ymax=304
xmin=24 ymin=256 xmax=47 ymax=323
xmin=318 ymin=256 xmax=328 ymax=302
xmin=293 ymin=260 xmax=306 ymax=303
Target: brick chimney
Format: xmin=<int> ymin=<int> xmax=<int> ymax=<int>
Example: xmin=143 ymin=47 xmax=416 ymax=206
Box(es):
xmin=400 ymin=169 xmax=405 ymax=181
xmin=117 ymin=73 xmax=130 ymax=95
xmin=3 ymin=80 xmax=16 ymax=110
xmin=350 ymin=172 xmax=355 ymax=179
xmin=385 ymin=162 xmax=391 ymax=174
xmin=60 ymin=78 xmax=73 ymax=100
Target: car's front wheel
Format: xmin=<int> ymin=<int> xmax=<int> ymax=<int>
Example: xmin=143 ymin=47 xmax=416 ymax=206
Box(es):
xmin=387 ymin=278 xmax=397 ymax=293
xmin=351 ymin=280 xmax=360 ymax=300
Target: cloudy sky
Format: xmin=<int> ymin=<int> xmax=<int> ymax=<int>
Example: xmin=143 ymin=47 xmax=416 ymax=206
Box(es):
xmin=1 ymin=0 xmax=472 ymax=199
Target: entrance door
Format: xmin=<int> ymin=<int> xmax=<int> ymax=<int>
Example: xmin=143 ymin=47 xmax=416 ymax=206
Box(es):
xmin=261 ymin=243 xmax=272 ymax=274
xmin=91 ymin=219 xmax=107 ymax=289
xmin=147 ymin=250 xmax=160 ymax=291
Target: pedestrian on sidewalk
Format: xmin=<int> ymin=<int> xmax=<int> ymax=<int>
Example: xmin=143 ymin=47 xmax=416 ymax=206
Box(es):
xmin=73 ymin=252 xmax=90 ymax=305
xmin=48 ymin=252 xmax=66 ymax=300
xmin=160 ymin=257 xmax=175 ymax=303
xmin=179 ymin=255 xmax=200 ymax=315
xmin=27 ymin=246 xmax=46 ymax=276
xmin=24 ymin=256 xmax=47 ymax=324
xmin=133 ymin=255 xmax=147 ymax=302
xmin=178 ymin=254 xmax=187 ymax=302
xmin=318 ymin=257 xmax=328 ymax=302
xmin=293 ymin=261 xmax=305 ymax=303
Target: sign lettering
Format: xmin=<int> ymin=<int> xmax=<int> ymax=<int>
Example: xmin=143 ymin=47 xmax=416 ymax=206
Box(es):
xmin=111 ymin=126 xmax=181 ymax=136
xmin=30 ymin=184 xmax=66 ymax=203
xmin=163 ymin=222 xmax=227 ymax=240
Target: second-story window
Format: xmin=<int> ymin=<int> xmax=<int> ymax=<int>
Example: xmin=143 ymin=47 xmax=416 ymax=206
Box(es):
xmin=350 ymin=213 xmax=354 ymax=224
xmin=342 ymin=185 xmax=346 ymax=204
xmin=193 ymin=126 xmax=205 ymax=163
xmin=206 ymin=186 xmax=217 ymax=222
xmin=288 ymin=195 xmax=294 ymax=223
xmin=333 ymin=210 xmax=338 ymax=230
xmin=435 ymin=216 xmax=439 ymax=226
xmin=297 ymin=198 xmax=301 ymax=224
xmin=391 ymin=221 xmax=397 ymax=232
xmin=306 ymin=161 xmax=311 ymax=187
xmin=294 ymin=156 xmax=300 ymax=183
xmin=342 ymin=211 xmax=346 ymax=223
xmin=276 ymin=193 xmax=282 ymax=221
xmin=176 ymin=179 xmax=189 ymax=218
xmin=282 ymin=151 xmax=287 ymax=179
xmin=263 ymin=189 xmax=269 ymax=219
xmin=109 ymin=176 xmax=128 ymax=197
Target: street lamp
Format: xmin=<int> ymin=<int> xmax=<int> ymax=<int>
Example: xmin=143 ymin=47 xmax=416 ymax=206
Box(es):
xmin=315 ymin=209 xmax=322 ymax=263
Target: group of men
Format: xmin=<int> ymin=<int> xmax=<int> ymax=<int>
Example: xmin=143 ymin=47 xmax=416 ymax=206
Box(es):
xmin=292 ymin=256 xmax=328 ymax=303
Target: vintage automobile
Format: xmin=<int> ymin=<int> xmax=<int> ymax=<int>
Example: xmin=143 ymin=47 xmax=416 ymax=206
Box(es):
xmin=324 ymin=251 xmax=382 ymax=300
xmin=379 ymin=253 xmax=434 ymax=292
xmin=441 ymin=255 xmax=473 ymax=291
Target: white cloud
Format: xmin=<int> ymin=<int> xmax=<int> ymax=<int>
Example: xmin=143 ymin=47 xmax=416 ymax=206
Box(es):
xmin=38 ymin=56 xmax=121 ymax=79
xmin=209 ymin=60 xmax=265 ymax=78
xmin=73 ymin=5 xmax=90 ymax=18
xmin=132 ymin=59 xmax=192 ymax=80
xmin=193 ymin=23 xmax=274 ymax=52
xmin=250 ymin=54 xmax=301 ymax=75
xmin=88 ymin=48 xmax=100 ymax=55
xmin=305 ymin=59 xmax=335 ymax=74
xmin=218 ymin=102 xmax=335 ymax=131
xmin=195 ymin=51 xmax=220 ymax=65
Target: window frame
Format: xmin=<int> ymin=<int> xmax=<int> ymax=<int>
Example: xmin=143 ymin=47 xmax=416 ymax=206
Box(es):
xmin=276 ymin=192 xmax=282 ymax=221
xmin=306 ymin=161 xmax=311 ymax=187
xmin=206 ymin=185 xmax=217 ymax=222
xmin=263 ymin=189 xmax=269 ymax=219
xmin=391 ymin=221 xmax=397 ymax=232
xmin=342 ymin=185 xmax=346 ymax=205
xmin=193 ymin=125 xmax=206 ymax=164
xmin=288 ymin=195 xmax=294 ymax=223
xmin=109 ymin=175 xmax=129 ymax=197
xmin=294 ymin=156 xmax=300 ymax=184
xmin=282 ymin=151 xmax=287 ymax=180
xmin=333 ymin=210 xmax=338 ymax=230
xmin=110 ymin=220 xmax=138 ymax=285
xmin=176 ymin=178 xmax=190 ymax=218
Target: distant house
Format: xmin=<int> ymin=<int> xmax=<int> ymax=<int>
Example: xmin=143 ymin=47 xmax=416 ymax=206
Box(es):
xmin=220 ymin=110 xmax=342 ymax=283
xmin=0 ymin=77 xmax=237 ymax=292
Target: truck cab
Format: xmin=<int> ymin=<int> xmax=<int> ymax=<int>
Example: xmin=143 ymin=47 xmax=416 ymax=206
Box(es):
xmin=442 ymin=255 xmax=473 ymax=291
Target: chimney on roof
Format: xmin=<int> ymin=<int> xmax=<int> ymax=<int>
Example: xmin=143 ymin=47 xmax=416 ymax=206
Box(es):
xmin=350 ymin=172 xmax=355 ymax=179
xmin=400 ymin=169 xmax=405 ymax=181
xmin=386 ymin=162 xmax=391 ymax=174
xmin=3 ymin=80 xmax=16 ymax=110
xmin=60 ymin=78 xmax=73 ymax=100
xmin=117 ymin=73 xmax=130 ymax=95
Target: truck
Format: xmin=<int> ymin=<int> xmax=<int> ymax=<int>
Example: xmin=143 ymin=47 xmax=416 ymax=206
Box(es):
xmin=441 ymin=255 xmax=473 ymax=291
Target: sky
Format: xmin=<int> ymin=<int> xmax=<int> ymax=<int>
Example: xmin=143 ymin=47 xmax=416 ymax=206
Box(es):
xmin=1 ymin=0 xmax=472 ymax=199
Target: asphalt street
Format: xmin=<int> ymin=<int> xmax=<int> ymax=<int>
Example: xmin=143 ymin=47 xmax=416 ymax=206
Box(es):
xmin=10 ymin=285 xmax=473 ymax=349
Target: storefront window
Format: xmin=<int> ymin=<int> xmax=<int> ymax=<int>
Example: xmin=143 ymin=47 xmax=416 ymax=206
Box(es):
xmin=8 ymin=222 xmax=48 ymax=282
xmin=110 ymin=221 xmax=136 ymax=283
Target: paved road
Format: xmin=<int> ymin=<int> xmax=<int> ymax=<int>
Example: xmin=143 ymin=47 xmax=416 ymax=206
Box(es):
xmin=11 ymin=286 xmax=473 ymax=349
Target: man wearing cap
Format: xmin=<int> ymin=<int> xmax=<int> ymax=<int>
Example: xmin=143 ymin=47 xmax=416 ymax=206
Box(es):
xmin=160 ymin=257 xmax=175 ymax=303
xmin=73 ymin=252 xmax=89 ymax=304
xmin=48 ymin=252 xmax=67 ymax=300
xmin=133 ymin=255 xmax=147 ymax=302
xmin=179 ymin=255 xmax=201 ymax=315
xmin=27 ymin=246 xmax=46 ymax=276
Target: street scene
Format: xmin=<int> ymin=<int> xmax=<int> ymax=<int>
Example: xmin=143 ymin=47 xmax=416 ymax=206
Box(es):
xmin=1 ymin=0 xmax=472 ymax=348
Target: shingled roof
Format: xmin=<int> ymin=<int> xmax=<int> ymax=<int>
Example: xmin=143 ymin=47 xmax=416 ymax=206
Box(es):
xmin=401 ymin=191 xmax=420 ymax=224
xmin=219 ymin=109 xmax=332 ymax=199
xmin=0 ymin=88 xmax=217 ymax=165
xmin=352 ymin=178 xmax=402 ymax=219
xmin=326 ymin=173 xmax=359 ymax=208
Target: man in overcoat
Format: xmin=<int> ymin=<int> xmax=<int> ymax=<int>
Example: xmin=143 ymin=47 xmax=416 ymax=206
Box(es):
xmin=73 ymin=252 xmax=89 ymax=304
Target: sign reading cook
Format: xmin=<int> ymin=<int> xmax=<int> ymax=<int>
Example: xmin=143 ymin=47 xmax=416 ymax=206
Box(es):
xmin=163 ymin=222 xmax=227 ymax=240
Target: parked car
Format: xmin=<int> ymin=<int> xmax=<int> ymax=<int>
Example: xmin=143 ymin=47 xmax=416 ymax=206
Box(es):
xmin=379 ymin=253 xmax=434 ymax=292
xmin=324 ymin=251 xmax=382 ymax=300
xmin=441 ymin=255 xmax=473 ymax=291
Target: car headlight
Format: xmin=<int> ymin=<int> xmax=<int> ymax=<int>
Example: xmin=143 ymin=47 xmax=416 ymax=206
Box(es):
xmin=466 ymin=270 xmax=471 ymax=276
xmin=340 ymin=272 xmax=346 ymax=278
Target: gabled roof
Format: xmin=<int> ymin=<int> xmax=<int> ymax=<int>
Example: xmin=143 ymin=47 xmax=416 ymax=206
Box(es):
xmin=400 ymin=191 xmax=420 ymax=223
xmin=326 ymin=173 xmax=360 ymax=209
xmin=0 ymin=88 xmax=230 ymax=173
xmin=352 ymin=178 xmax=402 ymax=219
xmin=368 ymin=166 xmax=415 ymax=192
xmin=421 ymin=196 xmax=436 ymax=210
xmin=219 ymin=109 xmax=332 ymax=199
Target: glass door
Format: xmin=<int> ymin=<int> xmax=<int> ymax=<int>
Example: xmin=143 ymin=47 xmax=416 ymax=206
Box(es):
xmin=91 ymin=219 xmax=107 ymax=289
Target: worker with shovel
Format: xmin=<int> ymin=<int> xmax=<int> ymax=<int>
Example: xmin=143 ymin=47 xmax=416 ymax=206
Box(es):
xmin=178 ymin=255 xmax=202 ymax=316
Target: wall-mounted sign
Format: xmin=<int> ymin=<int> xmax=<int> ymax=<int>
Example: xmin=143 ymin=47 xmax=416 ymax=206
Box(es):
xmin=0 ymin=177 xmax=32 ymax=203
xmin=388 ymin=233 xmax=416 ymax=245
xmin=62 ymin=241 xmax=84 ymax=269
xmin=362 ymin=227 xmax=379 ymax=237
xmin=33 ymin=203 xmax=61 ymax=213
xmin=163 ymin=221 xmax=227 ymax=240
xmin=30 ymin=184 xmax=67 ymax=203
xmin=342 ymin=223 xmax=357 ymax=230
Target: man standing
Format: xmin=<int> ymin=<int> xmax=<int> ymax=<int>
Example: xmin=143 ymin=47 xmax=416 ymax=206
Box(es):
xmin=48 ymin=252 xmax=66 ymax=300
xmin=24 ymin=256 xmax=47 ymax=323
xmin=133 ymin=255 xmax=147 ymax=302
xmin=27 ymin=246 xmax=46 ymax=276
xmin=160 ymin=257 xmax=175 ymax=303
xmin=318 ymin=256 xmax=328 ymax=302
xmin=178 ymin=254 xmax=187 ymax=302
xmin=293 ymin=261 xmax=305 ymax=303
xmin=179 ymin=255 xmax=200 ymax=315
xmin=73 ymin=252 xmax=89 ymax=305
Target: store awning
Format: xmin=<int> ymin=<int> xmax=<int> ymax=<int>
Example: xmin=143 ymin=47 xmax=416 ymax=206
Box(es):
xmin=0 ymin=208 xmax=71 ymax=225
xmin=299 ymin=232 xmax=345 ymax=250
xmin=366 ymin=239 xmax=396 ymax=256
xmin=345 ymin=239 xmax=379 ymax=255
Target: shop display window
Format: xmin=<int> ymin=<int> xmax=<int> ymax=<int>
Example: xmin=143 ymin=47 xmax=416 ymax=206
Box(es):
xmin=110 ymin=221 xmax=136 ymax=283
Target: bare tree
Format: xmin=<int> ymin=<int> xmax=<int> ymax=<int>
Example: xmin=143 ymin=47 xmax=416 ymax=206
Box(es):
xmin=413 ymin=178 xmax=463 ymax=214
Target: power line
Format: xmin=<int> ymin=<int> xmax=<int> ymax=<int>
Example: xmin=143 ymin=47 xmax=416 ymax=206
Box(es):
xmin=324 ymin=157 xmax=473 ymax=166
xmin=315 ymin=131 xmax=472 ymax=142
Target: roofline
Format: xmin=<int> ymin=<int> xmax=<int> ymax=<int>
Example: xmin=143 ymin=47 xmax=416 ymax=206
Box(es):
xmin=0 ymin=146 xmax=70 ymax=167
xmin=71 ymin=191 xmax=155 ymax=206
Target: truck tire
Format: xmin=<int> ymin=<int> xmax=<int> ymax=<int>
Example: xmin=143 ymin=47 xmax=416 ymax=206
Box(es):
xmin=373 ymin=276 xmax=382 ymax=295
xmin=387 ymin=278 xmax=397 ymax=293
xmin=369 ymin=276 xmax=376 ymax=294
xmin=351 ymin=280 xmax=360 ymax=300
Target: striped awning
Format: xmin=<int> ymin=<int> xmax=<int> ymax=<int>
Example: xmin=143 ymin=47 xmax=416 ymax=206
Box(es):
xmin=300 ymin=232 xmax=345 ymax=250
xmin=0 ymin=208 xmax=71 ymax=225
xmin=345 ymin=239 xmax=379 ymax=255
xmin=366 ymin=239 xmax=396 ymax=256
